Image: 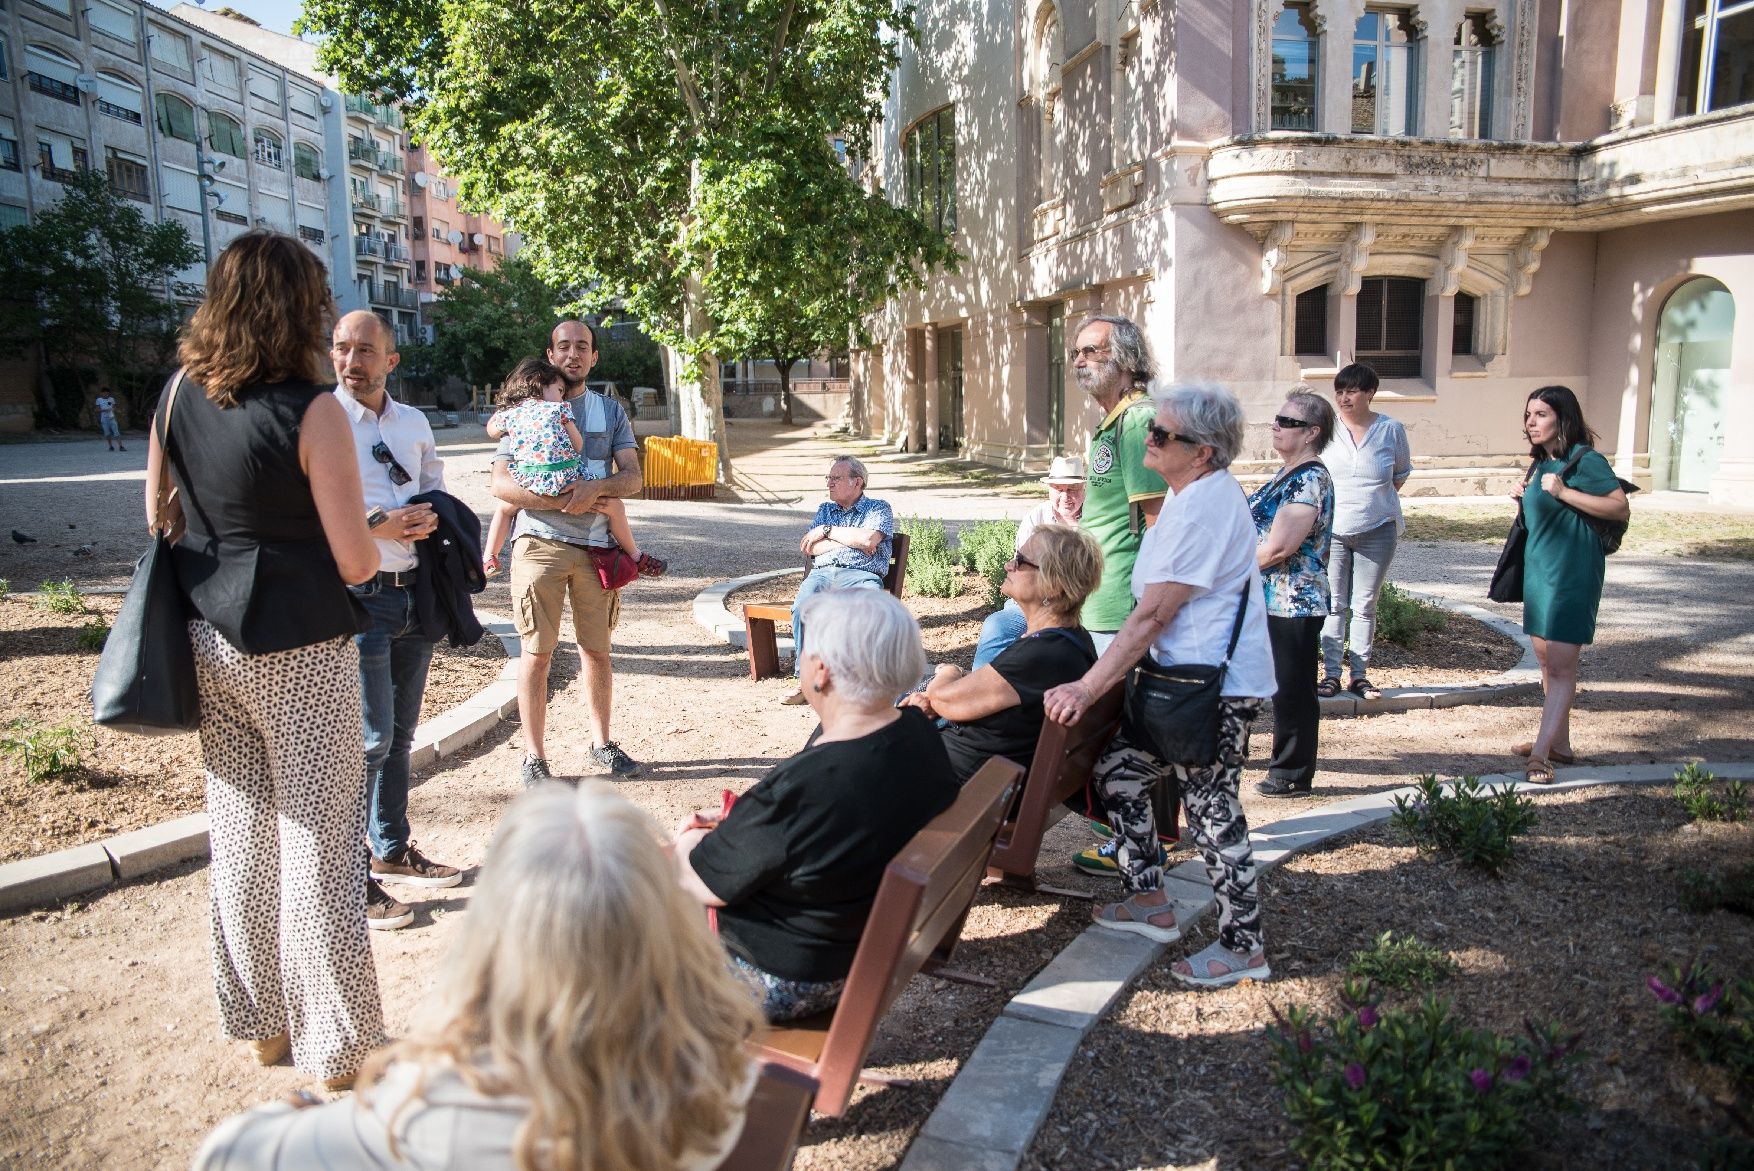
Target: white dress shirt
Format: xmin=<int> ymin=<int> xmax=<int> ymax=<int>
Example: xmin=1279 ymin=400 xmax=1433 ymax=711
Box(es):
xmin=333 ymin=388 xmax=446 ymax=573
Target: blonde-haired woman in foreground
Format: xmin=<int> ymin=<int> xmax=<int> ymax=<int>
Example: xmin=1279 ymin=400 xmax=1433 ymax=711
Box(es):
xmin=193 ymin=783 xmax=761 ymax=1171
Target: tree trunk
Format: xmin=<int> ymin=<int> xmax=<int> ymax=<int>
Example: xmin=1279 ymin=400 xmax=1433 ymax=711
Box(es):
xmin=677 ymin=159 xmax=733 ymax=484
xmin=774 ymin=354 xmax=799 ymax=426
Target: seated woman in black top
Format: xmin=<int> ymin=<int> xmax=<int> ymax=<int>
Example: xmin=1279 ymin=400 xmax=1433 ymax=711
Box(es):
xmin=674 ymin=590 xmax=959 ymax=1023
xmin=904 ymin=524 xmax=1104 ymax=782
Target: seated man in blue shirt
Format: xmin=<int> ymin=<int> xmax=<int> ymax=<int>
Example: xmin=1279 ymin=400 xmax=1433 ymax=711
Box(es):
xmin=780 ymin=455 xmax=894 ymax=705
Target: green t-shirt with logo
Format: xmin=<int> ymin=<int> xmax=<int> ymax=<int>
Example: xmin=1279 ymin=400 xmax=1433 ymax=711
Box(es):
xmin=1080 ymin=393 xmax=1168 ymax=631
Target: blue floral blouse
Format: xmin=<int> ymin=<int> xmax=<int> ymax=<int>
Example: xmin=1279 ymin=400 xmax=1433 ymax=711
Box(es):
xmin=1248 ymin=461 xmax=1335 ymax=617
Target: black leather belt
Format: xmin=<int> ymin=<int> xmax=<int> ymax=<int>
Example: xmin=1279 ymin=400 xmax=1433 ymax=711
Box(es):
xmin=374 ymin=569 xmax=417 ymax=588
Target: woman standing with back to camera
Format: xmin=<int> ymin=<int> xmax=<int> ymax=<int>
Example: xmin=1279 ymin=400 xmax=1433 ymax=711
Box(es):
xmin=1512 ymin=385 xmax=1629 ymax=785
xmin=146 ymin=231 xmax=384 ymax=1089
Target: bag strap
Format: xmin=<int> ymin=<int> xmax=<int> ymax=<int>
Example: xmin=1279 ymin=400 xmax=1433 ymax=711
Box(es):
xmin=151 ymin=370 xmax=186 ymax=536
xmin=1220 ymin=583 xmax=1249 ymax=667
xmin=1031 ymin=625 xmax=1099 ymax=666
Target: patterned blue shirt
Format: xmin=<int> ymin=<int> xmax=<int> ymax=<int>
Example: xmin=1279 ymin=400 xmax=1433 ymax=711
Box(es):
xmin=1248 ymin=462 xmax=1334 ymax=617
xmin=809 ymin=495 xmax=894 ymax=578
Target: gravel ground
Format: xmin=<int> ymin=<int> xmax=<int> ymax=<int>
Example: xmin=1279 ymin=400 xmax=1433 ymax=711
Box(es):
xmin=2 ymin=429 xmax=1750 ymax=1169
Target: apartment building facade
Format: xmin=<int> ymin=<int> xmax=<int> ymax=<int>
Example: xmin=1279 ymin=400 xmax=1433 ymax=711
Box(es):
xmin=861 ymin=0 xmax=1753 ymax=503
xmin=407 ymin=140 xmax=513 ymax=338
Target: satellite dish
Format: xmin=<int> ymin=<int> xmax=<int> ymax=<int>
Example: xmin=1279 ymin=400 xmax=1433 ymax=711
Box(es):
xmin=471 ymin=232 xmax=484 ymax=245
xmin=75 ymin=73 xmax=98 ymax=92
xmin=412 ymin=171 xmax=428 ymax=188
xmin=318 ymin=93 xmax=334 ymax=111
xmin=446 ymin=230 xmax=463 ymax=245
xmin=316 ymin=167 xmax=332 ymax=180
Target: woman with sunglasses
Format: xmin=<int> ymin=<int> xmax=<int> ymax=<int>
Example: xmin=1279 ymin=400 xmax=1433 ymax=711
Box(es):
xmin=1248 ymin=391 xmax=1337 ymax=798
xmin=1319 ymin=363 xmax=1411 ymax=700
xmin=1043 ymin=383 xmax=1276 ymax=988
xmin=905 ymin=524 xmax=1103 ymax=782
xmin=146 ymin=232 xmax=384 ymax=1089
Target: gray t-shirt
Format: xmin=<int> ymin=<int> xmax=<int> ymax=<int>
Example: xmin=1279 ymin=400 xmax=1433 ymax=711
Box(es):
xmin=492 ymin=391 xmax=637 ymax=548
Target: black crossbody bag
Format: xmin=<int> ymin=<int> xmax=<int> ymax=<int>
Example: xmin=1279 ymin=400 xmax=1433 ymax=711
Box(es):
xmin=1123 ymin=584 xmax=1249 ymax=767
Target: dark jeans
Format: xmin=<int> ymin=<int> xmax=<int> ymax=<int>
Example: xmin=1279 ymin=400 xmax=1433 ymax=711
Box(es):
xmin=351 ymin=581 xmax=435 ymax=860
xmin=1266 ymin=614 xmax=1323 ymax=786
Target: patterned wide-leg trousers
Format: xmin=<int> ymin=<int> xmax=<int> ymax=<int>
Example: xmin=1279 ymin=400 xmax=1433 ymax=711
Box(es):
xmin=190 ymin=620 xmax=386 ymax=1080
xmin=1090 ymin=697 xmax=1266 ymax=954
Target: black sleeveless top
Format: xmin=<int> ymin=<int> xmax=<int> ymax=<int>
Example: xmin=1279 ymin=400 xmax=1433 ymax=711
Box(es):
xmin=160 ymin=375 xmax=367 ymax=654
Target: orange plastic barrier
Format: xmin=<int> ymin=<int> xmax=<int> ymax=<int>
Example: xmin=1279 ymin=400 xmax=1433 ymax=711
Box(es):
xmin=642 ymin=436 xmax=718 ymax=500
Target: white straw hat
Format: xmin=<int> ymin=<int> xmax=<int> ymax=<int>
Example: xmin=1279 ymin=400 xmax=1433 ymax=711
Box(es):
xmin=1041 ymin=455 xmax=1087 ymax=485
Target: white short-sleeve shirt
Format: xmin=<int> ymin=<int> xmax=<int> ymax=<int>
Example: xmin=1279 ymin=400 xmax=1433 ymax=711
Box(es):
xmin=1129 ymin=469 xmax=1276 ymax=699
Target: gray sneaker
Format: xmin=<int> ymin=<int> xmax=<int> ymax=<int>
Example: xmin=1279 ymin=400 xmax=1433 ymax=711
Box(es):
xmin=366 ymin=879 xmax=413 ymax=931
xmin=518 ymin=755 xmax=553 ymax=789
xmin=588 ymin=741 xmax=643 ymax=778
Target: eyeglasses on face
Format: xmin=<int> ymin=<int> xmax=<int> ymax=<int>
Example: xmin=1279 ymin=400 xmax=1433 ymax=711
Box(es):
xmin=1273 ymin=414 xmax=1315 ymax=430
xmin=1068 ymin=344 xmax=1111 ymax=362
xmin=1146 ymin=423 xmax=1193 ymax=448
xmin=371 ymin=442 xmax=412 ymax=486
xmin=1006 ymin=552 xmax=1038 ymax=572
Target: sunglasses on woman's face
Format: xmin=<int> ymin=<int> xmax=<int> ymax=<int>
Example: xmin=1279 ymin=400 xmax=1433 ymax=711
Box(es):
xmin=1273 ymin=415 xmax=1314 ymax=430
xmin=1146 ymin=423 xmax=1192 ymax=448
xmin=1006 ymin=552 xmax=1038 ymax=572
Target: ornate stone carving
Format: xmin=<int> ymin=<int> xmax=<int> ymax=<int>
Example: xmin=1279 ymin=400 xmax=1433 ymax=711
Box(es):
xmin=1253 ymin=0 xmax=1274 ymax=133
xmin=1438 ymin=226 xmax=1476 ymax=296
xmin=1261 ymin=221 xmax=1296 ymax=294
xmin=1512 ymin=226 xmax=1550 ymax=295
xmin=1340 ymin=223 xmax=1377 ymax=296
xmin=1511 ymin=0 xmax=1537 ymax=138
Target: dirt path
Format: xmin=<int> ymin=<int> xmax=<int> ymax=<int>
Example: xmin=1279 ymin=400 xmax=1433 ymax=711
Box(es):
xmin=2 ymin=428 xmax=1750 ymax=1169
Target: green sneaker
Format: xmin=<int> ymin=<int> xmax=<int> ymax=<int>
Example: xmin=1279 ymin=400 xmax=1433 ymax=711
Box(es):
xmin=1088 ymin=819 xmax=1115 ymax=841
xmin=1072 ymin=836 xmax=1168 ymax=876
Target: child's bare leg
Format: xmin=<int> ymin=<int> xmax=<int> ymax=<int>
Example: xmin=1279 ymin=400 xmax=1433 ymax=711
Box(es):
xmin=599 ymin=497 xmax=640 ymax=559
xmin=483 ymin=500 xmax=518 ymax=573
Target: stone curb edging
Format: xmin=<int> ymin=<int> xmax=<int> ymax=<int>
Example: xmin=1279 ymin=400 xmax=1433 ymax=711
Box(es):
xmin=0 ymin=614 xmax=523 ymax=915
xmin=691 ymin=577 xmax=1539 ymax=714
xmin=900 ymin=759 xmax=1754 ymax=1171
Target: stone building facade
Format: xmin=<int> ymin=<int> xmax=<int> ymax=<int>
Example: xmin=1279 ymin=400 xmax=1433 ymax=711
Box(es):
xmin=858 ymin=0 xmax=1753 ymax=503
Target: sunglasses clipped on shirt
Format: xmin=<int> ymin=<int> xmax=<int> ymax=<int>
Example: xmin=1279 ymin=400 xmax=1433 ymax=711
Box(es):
xmin=372 ymin=442 xmax=412 ymax=486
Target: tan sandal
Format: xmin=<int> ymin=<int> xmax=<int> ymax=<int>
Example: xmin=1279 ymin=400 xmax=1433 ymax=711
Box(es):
xmin=1524 ymin=756 xmax=1556 ymax=785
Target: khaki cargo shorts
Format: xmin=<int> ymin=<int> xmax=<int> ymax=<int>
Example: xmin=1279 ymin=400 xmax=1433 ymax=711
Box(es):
xmin=509 ymin=536 xmax=620 ymax=655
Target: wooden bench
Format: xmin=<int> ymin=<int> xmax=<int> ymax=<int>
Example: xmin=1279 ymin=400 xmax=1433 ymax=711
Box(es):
xmin=711 ymin=1062 xmax=818 ymax=1171
xmin=985 ymin=679 xmax=1125 ymax=898
xmin=743 ymin=532 xmax=911 ymax=681
xmin=749 ymin=755 xmax=1023 ymax=1116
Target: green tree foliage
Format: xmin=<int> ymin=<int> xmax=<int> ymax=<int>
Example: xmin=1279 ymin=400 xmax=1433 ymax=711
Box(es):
xmin=424 ymin=256 xmax=566 ymax=388
xmin=592 ymin=325 xmax=665 ymax=393
xmin=298 ymin=0 xmax=956 ymax=482
xmin=0 ymin=171 xmax=199 ymax=429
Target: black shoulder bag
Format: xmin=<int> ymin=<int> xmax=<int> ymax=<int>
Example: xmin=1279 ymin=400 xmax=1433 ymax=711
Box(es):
xmin=91 ymin=371 xmax=201 ymax=735
xmin=1123 ymin=584 xmax=1249 ymax=767
xmin=1487 ymin=458 xmax=1541 ymax=605
xmin=1559 ymin=445 xmax=1640 ymax=555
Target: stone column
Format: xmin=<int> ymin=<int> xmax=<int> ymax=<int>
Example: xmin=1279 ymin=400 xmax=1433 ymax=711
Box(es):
xmin=1316 ymin=0 xmax=1362 ymax=134
xmin=921 ymin=325 xmax=939 ymax=454
xmin=1417 ymin=0 xmax=1465 ymax=138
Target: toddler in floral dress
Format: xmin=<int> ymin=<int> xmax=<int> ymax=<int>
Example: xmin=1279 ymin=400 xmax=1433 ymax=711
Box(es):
xmin=481 ymin=358 xmax=665 ymax=577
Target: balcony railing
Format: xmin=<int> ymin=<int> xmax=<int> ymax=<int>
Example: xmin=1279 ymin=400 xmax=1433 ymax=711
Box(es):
xmin=381 ymin=198 xmax=407 ymax=219
xmin=351 ymin=191 xmax=382 ymax=214
xmin=378 ymin=151 xmax=405 ymax=176
xmin=343 ymin=92 xmax=402 ymax=128
xmin=347 ymin=138 xmax=377 ymax=164
xmin=343 ymin=93 xmax=375 ymax=117
xmin=253 ymin=142 xmax=284 ymax=169
xmin=97 ymin=99 xmax=143 ymax=124
xmin=28 ymin=72 xmax=81 ymax=104
xmin=40 ymin=162 xmax=84 ymax=183
xmin=384 ymin=242 xmax=409 ymax=263
xmin=367 ymin=283 xmax=418 ymax=309
xmin=354 ymin=234 xmax=386 ymax=258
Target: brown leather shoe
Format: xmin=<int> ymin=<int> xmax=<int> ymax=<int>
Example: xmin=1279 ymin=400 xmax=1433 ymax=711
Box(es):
xmin=779 ymin=689 xmax=808 ymax=706
xmin=248 ymin=1032 xmax=289 ymax=1066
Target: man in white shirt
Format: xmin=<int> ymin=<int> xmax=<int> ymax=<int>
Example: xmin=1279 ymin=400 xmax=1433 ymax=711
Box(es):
xmin=331 ymin=310 xmax=460 ymax=932
xmin=93 ymin=392 xmax=122 ymax=451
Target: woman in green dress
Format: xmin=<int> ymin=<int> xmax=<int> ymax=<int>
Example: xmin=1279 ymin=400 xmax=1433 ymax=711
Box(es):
xmin=1512 ymin=386 xmax=1630 ymax=784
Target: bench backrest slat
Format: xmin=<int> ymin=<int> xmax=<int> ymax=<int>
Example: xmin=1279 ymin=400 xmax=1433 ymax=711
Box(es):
xmin=987 ymin=680 xmax=1124 ymax=886
xmin=711 ymin=1062 xmax=818 ymax=1171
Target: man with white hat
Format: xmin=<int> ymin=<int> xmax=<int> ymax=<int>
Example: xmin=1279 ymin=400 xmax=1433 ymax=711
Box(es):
xmin=972 ymin=455 xmax=1089 ymax=669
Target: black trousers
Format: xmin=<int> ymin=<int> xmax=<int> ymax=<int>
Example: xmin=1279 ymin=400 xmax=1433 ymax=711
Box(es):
xmin=1266 ymin=614 xmax=1324 ymax=785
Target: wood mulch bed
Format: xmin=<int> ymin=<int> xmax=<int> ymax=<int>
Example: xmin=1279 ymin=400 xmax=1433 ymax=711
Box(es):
xmin=730 ymin=571 xmax=1524 ymax=686
xmin=0 ymin=593 xmax=505 ymax=863
xmin=1023 ymin=786 xmax=1754 ymax=1170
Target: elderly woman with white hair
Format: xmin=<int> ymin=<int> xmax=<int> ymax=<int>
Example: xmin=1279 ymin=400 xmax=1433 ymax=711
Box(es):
xmin=1044 ymin=382 xmax=1277 ymax=989
xmin=675 ymin=590 xmax=959 ymax=1022
xmin=193 ymin=784 xmax=762 ymax=1171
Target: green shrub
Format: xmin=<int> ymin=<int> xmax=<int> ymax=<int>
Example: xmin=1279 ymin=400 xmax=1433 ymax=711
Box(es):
xmin=74 ymin=618 xmax=110 ymax=651
xmin=1 ymin=718 xmax=87 ymax=783
xmin=36 ymin=578 xmax=85 ymax=615
xmin=1675 ymin=764 xmax=1749 ymax=824
xmin=0 ymin=577 xmax=10 ymax=599
xmin=1375 ymin=582 xmax=1448 ymax=646
xmin=1347 ymin=931 xmax=1457 ymax=990
xmin=1648 ymin=961 xmax=1754 ymax=1094
xmin=901 ymin=516 xmax=961 ymax=598
xmin=1392 ymin=774 xmax=1538 ymax=876
xmin=1680 ymin=865 xmax=1754 ymax=916
xmin=956 ymin=519 xmax=1019 ymax=607
xmin=1269 ymin=980 xmax=1581 ymax=1170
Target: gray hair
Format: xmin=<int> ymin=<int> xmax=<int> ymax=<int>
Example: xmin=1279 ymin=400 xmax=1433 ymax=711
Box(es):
xmin=1286 ymin=389 xmax=1337 ymax=450
xmin=1078 ymin=314 xmax=1156 ymax=384
xmin=796 ymin=590 xmax=924 ymax=707
xmin=831 ymin=454 xmax=868 ymax=487
xmin=1148 ymin=381 xmax=1246 ymax=470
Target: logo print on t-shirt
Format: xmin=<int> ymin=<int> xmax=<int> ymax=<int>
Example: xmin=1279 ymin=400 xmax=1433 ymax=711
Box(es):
xmin=1091 ymin=438 xmax=1116 ymax=476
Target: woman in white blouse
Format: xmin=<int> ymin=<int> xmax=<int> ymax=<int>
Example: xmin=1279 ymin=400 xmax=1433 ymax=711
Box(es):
xmin=1318 ymin=365 xmax=1412 ymax=701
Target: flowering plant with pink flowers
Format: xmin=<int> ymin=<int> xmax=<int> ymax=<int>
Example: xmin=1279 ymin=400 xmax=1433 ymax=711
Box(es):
xmin=1268 ymin=978 xmax=1581 ymax=1168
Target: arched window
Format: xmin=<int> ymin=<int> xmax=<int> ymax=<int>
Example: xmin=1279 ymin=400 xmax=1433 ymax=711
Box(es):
xmin=208 ymin=112 xmax=246 ymax=160
xmin=252 ymin=127 xmax=283 ymax=169
xmin=155 ymin=93 xmax=197 ymax=143
xmin=1271 ymin=3 xmax=1321 ymax=129
xmin=1650 ymin=277 xmax=1735 ymax=491
xmin=1451 ymin=13 xmax=1499 ymax=138
xmin=25 ymin=44 xmax=81 ymax=105
xmin=97 ymin=72 xmax=144 ymax=124
xmin=1033 ymin=6 xmax=1063 ymax=204
xmin=293 ymin=141 xmax=322 ymax=181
